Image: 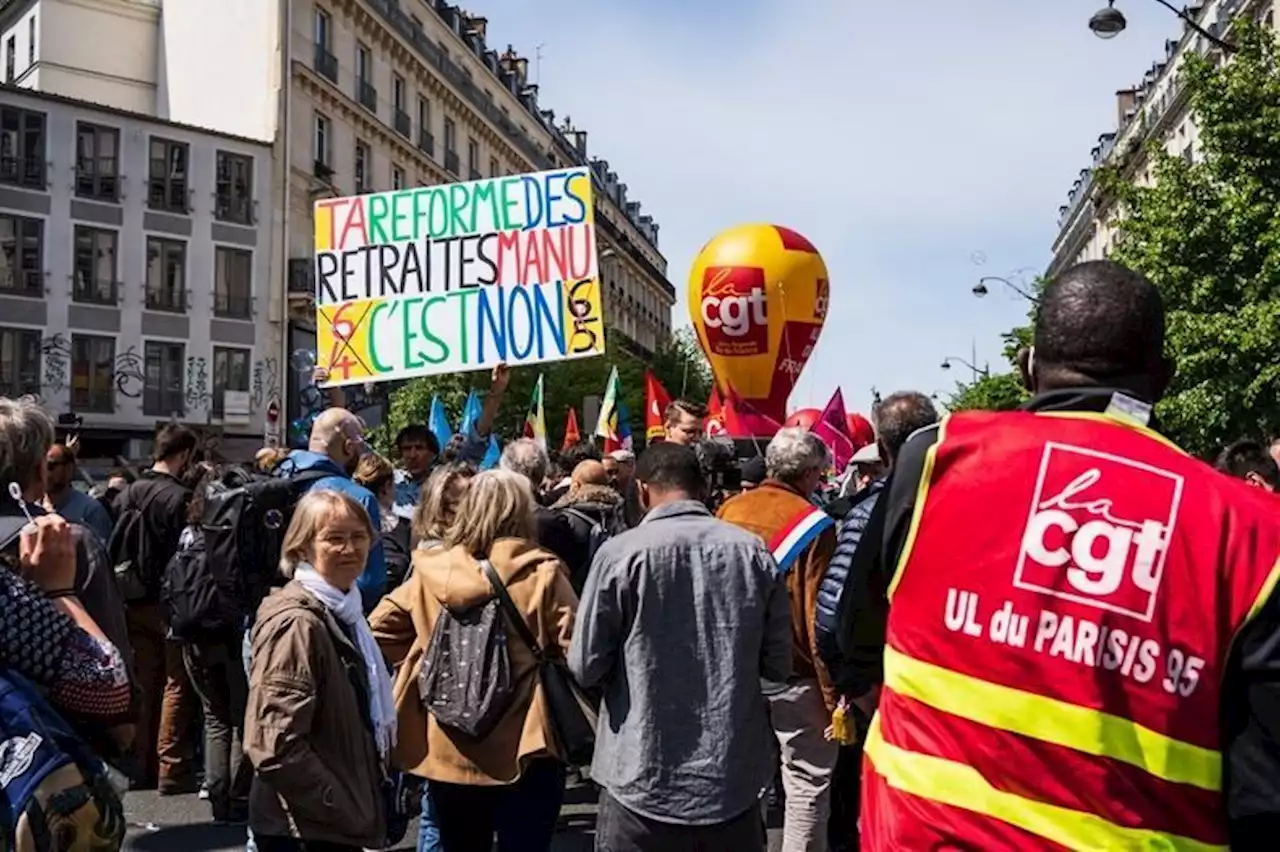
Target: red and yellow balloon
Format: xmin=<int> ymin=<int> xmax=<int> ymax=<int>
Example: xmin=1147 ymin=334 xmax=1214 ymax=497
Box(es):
xmin=688 ymin=224 xmax=829 ymax=427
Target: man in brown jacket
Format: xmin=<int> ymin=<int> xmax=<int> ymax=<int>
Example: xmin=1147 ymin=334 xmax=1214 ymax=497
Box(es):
xmin=718 ymin=426 xmax=839 ymax=852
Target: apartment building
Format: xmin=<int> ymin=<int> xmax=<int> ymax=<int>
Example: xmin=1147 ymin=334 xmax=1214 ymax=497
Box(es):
xmin=1048 ymin=0 xmax=1274 ymax=277
xmin=0 ymin=83 xmax=274 ymax=460
xmin=0 ymin=0 xmax=675 ymax=437
xmin=282 ymin=0 xmax=673 ymax=375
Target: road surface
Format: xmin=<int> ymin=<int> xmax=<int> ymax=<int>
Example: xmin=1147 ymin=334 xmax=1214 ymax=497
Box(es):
xmin=122 ymin=783 xmax=785 ymax=850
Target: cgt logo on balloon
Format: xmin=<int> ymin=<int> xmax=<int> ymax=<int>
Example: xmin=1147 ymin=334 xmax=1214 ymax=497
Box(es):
xmin=699 ymin=267 xmax=768 ymax=356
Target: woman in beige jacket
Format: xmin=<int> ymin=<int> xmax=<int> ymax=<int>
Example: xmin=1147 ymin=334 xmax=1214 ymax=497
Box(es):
xmin=370 ymin=469 xmax=577 ymax=852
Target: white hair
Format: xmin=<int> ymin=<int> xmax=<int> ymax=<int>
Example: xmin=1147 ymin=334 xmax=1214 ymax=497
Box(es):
xmin=609 ymin=449 xmax=635 ymax=463
xmin=499 ymin=438 xmax=549 ymax=486
xmin=765 ymin=427 xmax=831 ymax=485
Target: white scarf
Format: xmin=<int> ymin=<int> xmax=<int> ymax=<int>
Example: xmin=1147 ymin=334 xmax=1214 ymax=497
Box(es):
xmin=294 ymin=565 xmax=397 ymax=758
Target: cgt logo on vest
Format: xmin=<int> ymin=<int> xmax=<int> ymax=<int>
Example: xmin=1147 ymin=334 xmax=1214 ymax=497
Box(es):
xmin=700 ymin=267 xmax=768 ymax=356
xmin=1014 ymin=443 xmax=1184 ymax=622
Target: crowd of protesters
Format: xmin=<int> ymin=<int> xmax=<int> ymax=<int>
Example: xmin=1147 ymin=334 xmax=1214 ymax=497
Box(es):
xmin=5 ymin=260 xmax=1280 ymax=851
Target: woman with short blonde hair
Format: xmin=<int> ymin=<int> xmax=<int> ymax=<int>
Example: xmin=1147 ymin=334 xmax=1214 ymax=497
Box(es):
xmin=371 ymin=469 xmax=578 ymax=850
xmin=246 ymin=489 xmax=392 ymax=852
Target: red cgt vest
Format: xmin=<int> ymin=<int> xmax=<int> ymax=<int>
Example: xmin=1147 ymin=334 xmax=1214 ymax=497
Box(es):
xmin=861 ymin=410 xmax=1280 ymax=852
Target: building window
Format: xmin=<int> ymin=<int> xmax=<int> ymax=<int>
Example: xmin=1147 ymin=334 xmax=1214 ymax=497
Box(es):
xmin=143 ymin=341 xmax=184 ymax=416
xmin=212 ymin=347 xmax=250 ymax=417
xmin=355 ymin=141 xmax=370 ymax=194
xmin=392 ymin=74 xmax=410 ymax=137
xmin=444 ymin=118 xmax=457 ymax=173
xmin=392 ymin=165 xmax=405 ymax=190
xmin=314 ymin=112 xmax=332 ymax=169
xmin=5 ymin=36 xmax=12 ymax=82
xmin=147 ymin=138 xmax=189 ymax=213
xmin=145 ymin=237 xmax=186 ymax=312
xmin=75 ymin=122 xmax=118 ymax=202
xmin=215 ymin=151 xmax=254 ymax=225
xmin=27 ymin=17 xmax=34 ymax=65
xmin=0 ymin=326 xmax=39 ymax=397
xmin=0 ymin=214 xmax=41 ymax=295
xmin=72 ymin=226 xmax=116 ymax=305
xmin=313 ymin=7 xmax=337 ymax=82
xmin=71 ymin=334 xmax=114 ymax=413
xmin=417 ymin=97 xmax=433 ymax=155
xmin=0 ymin=106 xmax=45 ymax=189
xmin=315 ymin=7 xmax=330 ymax=48
xmin=467 ymin=137 xmax=479 ymax=177
xmin=214 ymin=246 xmax=252 ymax=318
xmin=489 ymin=156 xmax=498 ymax=178
xmin=356 ymin=43 xmax=375 ymax=111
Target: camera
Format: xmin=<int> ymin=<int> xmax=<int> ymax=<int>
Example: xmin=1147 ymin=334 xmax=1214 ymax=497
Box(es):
xmin=694 ymin=438 xmax=742 ymax=508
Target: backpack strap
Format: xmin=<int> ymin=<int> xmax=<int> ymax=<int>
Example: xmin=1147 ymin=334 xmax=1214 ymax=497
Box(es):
xmin=480 ymin=559 xmax=544 ymax=661
xmin=560 ymin=508 xmax=601 ymax=531
xmin=0 ymin=515 xmax=27 ymax=553
xmin=768 ymin=504 xmax=836 ymax=575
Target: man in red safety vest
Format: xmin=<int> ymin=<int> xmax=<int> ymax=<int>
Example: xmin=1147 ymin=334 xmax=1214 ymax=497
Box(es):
xmin=842 ymin=260 xmax=1280 ymax=850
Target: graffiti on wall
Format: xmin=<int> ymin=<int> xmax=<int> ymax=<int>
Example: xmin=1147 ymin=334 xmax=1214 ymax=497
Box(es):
xmin=113 ymin=347 xmax=145 ymax=399
xmin=40 ymin=334 xmax=71 ymax=395
xmin=185 ymin=356 xmax=210 ymax=410
xmin=251 ymin=358 xmax=281 ymax=411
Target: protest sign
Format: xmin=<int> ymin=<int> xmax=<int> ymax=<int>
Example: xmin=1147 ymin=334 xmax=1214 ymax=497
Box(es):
xmin=313 ymin=166 xmax=605 ymax=387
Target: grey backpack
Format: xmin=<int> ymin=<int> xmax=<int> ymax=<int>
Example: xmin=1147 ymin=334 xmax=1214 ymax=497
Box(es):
xmin=417 ymin=559 xmax=515 ymax=738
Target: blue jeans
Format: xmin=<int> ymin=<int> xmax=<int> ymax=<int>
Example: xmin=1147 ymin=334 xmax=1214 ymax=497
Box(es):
xmin=427 ymin=759 xmax=564 ymax=851
xmin=417 ymin=781 xmax=443 ymax=852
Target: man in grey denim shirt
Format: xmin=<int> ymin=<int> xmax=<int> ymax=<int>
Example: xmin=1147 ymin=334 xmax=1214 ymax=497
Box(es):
xmin=570 ymin=442 xmax=791 ymax=851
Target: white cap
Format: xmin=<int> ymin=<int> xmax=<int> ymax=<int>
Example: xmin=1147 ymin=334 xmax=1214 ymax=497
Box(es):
xmin=850 ymin=443 xmax=881 ymax=466
xmin=609 ymin=449 xmax=636 ymax=463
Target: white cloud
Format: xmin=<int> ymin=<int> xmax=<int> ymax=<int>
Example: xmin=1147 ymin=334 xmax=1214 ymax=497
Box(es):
xmin=471 ymin=0 xmax=1184 ymax=410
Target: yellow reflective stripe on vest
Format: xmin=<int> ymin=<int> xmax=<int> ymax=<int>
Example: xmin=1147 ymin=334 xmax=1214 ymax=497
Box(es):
xmin=883 ymin=645 xmax=1222 ymax=791
xmin=864 ymin=716 xmax=1227 ymax=852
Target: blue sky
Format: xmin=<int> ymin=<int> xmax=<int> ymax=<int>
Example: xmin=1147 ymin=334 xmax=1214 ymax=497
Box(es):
xmin=472 ymin=0 xmax=1179 ymax=415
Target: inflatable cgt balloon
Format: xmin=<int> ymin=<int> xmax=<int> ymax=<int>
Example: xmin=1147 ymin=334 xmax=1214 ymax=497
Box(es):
xmin=784 ymin=408 xmax=822 ymax=430
xmin=688 ymin=224 xmax=828 ymax=427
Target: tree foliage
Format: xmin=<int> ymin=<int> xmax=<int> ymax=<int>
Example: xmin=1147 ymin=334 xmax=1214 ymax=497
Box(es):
xmin=1092 ymin=22 xmax=1280 ymax=455
xmin=370 ymin=326 xmax=712 ymax=453
xmin=946 ymin=371 xmax=1028 ymax=413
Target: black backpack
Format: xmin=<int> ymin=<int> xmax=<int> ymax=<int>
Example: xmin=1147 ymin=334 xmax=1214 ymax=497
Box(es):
xmin=107 ymin=479 xmax=178 ymax=602
xmin=416 ymin=559 xmax=515 ymax=739
xmin=177 ymin=466 xmax=329 ymax=638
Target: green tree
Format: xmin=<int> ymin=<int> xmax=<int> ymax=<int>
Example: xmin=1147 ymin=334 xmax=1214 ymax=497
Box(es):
xmin=371 ymin=326 xmax=712 ymax=454
xmin=1090 ymin=21 xmax=1280 ymax=455
xmin=946 ymin=371 xmax=1028 ymax=412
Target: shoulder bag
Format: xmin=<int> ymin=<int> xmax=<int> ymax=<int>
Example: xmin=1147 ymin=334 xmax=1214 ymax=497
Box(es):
xmin=480 ymin=559 xmax=597 ymax=767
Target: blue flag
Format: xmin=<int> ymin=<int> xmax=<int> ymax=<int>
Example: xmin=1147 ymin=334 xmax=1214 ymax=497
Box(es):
xmin=616 ymin=398 xmax=634 ymax=450
xmin=429 ymin=396 xmax=453 ymax=450
xmin=480 ymin=434 xmax=501 ymax=470
xmin=458 ymin=389 xmax=482 ymax=438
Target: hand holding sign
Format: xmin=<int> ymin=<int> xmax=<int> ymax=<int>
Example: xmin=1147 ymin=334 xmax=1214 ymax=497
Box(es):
xmin=492 ymin=362 xmax=511 ymax=393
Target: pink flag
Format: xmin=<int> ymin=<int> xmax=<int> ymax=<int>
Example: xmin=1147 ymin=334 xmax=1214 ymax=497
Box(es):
xmin=811 ymin=388 xmax=855 ymax=470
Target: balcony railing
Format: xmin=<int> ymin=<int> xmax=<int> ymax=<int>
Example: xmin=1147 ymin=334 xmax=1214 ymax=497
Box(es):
xmin=418 ymin=131 xmax=434 ymax=157
xmin=0 ymin=156 xmax=46 ymax=190
xmin=444 ymin=150 xmax=459 ymax=174
xmin=214 ymin=292 xmax=253 ymax=319
xmin=315 ymin=45 xmax=338 ymax=83
xmin=394 ymin=108 xmax=411 ymax=138
xmin=358 ymin=79 xmax=377 ymax=112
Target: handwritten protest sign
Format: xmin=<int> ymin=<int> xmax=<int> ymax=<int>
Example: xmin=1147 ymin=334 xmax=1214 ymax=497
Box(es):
xmin=313 ymin=167 xmax=605 ymax=387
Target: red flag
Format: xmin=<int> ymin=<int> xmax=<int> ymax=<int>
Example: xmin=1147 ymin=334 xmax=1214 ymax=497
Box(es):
xmin=811 ymin=388 xmax=855 ymax=470
xmin=562 ymin=406 xmax=581 ymax=452
xmin=645 ymin=370 xmax=672 ymax=443
xmin=706 ymin=386 xmax=726 ymax=437
xmin=722 ymin=385 xmax=783 ymax=438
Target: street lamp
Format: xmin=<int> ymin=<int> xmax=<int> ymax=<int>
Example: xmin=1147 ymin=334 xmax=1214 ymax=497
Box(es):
xmin=941 ymin=356 xmax=990 ymax=383
xmin=973 ymin=276 xmax=1039 ymax=304
xmin=1089 ymin=0 xmax=1236 ymax=52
